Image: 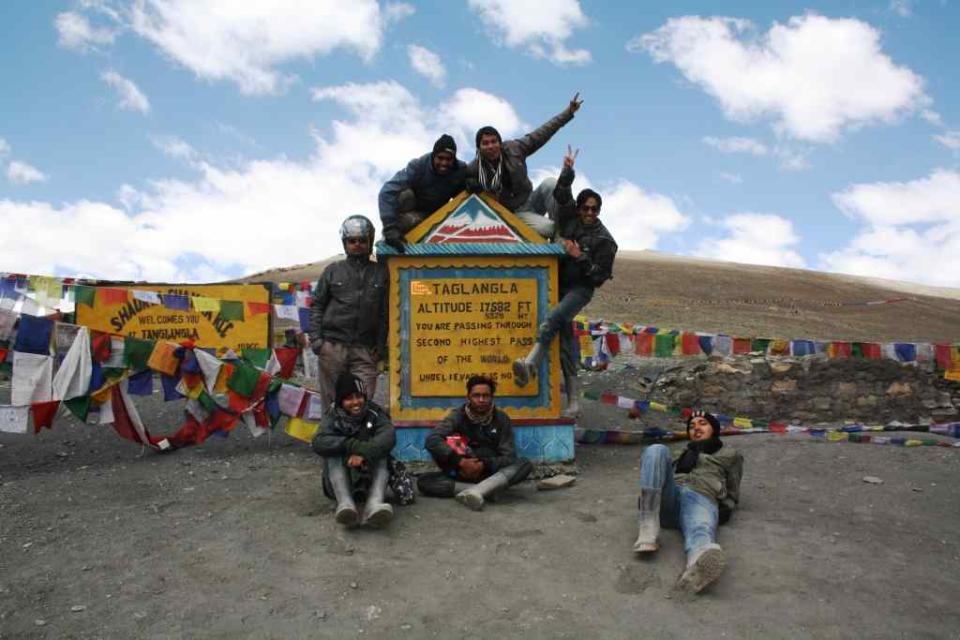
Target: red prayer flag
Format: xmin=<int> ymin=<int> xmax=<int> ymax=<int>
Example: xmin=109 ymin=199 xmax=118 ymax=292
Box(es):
xmin=273 ymin=348 xmax=299 ymax=378
xmin=606 ymin=334 xmax=620 ymax=357
xmin=634 ymin=333 xmax=653 ymax=356
xmin=935 ymin=344 xmax=953 ymax=369
xmin=600 ymin=392 xmax=618 ymax=405
xmin=861 ymin=342 xmax=881 ymax=359
xmin=98 ymin=287 xmax=129 ymax=305
xmin=31 ymin=400 xmax=61 ymax=433
xmin=246 ymin=301 xmax=271 ymax=316
xmin=681 ymin=332 xmax=700 ymax=355
xmin=90 ymin=331 xmax=112 ymax=363
xmin=831 ymin=342 xmax=852 ymax=358
xmin=732 ymin=338 xmax=752 ymax=355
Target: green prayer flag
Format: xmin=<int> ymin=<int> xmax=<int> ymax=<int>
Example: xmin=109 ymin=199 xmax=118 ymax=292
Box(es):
xmin=851 ymin=343 xmax=864 ymax=358
xmin=64 ymin=396 xmax=91 ymax=422
xmin=751 ymin=338 xmax=771 ymax=353
xmin=242 ymin=348 xmax=271 ymax=369
xmin=220 ymin=301 xmax=245 ymax=322
xmin=124 ymin=337 xmax=156 ymax=370
xmin=228 ymin=361 xmax=260 ymax=397
xmin=74 ymin=285 xmax=96 ymax=307
xmin=102 ymin=367 xmax=125 ymax=381
xmin=654 ymin=333 xmax=676 ymax=357
xmin=198 ymin=390 xmax=218 ymax=413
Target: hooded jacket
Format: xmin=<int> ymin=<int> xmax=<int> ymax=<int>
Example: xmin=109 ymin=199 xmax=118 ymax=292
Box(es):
xmin=466 ymin=108 xmax=574 ymax=212
xmin=309 ymin=254 xmax=388 ymax=351
xmin=378 ymin=153 xmax=467 ymax=225
xmin=312 ymin=401 xmax=396 ymax=461
xmin=425 ymin=406 xmax=517 ymax=474
xmin=553 ymin=166 xmax=618 ymax=290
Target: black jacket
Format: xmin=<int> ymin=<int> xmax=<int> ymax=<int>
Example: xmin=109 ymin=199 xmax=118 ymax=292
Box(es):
xmin=378 ymin=153 xmax=467 ymax=224
xmin=554 ymin=166 xmax=618 ymax=290
xmin=425 ymin=406 xmax=517 ymax=474
xmin=309 ymin=255 xmax=388 ymax=350
xmin=311 ymin=402 xmax=396 ymax=461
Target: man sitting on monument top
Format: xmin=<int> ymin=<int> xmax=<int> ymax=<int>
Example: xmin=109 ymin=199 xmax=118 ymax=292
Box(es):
xmin=378 ymin=134 xmax=467 ymax=253
xmin=465 ymin=92 xmax=583 ymax=238
xmin=418 ymin=375 xmax=532 ymax=510
xmin=513 ymin=146 xmax=618 ymax=417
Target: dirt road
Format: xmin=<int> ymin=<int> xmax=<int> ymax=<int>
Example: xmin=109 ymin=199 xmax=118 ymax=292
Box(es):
xmin=2 ymin=401 xmax=958 ymax=639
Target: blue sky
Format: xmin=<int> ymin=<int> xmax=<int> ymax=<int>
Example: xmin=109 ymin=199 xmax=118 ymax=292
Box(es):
xmin=0 ymin=0 xmax=958 ymax=286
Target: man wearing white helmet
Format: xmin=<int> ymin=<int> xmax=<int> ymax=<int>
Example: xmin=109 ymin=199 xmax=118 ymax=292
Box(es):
xmin=309 ymin=215 xmax=388 ymax=410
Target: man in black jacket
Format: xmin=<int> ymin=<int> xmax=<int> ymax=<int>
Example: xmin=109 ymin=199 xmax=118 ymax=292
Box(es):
xmin=379 ymin=134 xmax=467 ymax=252
xmin=419 ymin=375 xmax=532 ymax=510
xmin=513 ymin=148 xmax=618 ymax=416
xmin=312 ymin=372 xmax=396 ymax=528
xmin=309 ymin=215 xmax=388 ymax=409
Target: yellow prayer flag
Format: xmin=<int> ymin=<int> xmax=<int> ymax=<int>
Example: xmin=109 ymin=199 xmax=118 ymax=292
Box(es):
xmin=191 ymin=296 xmax=220 ymax=312
xmin=945 ymin=367 xmax=960 ymax=382
xmin=648 ymin=401 xmax=668 ymax=412
xmin=285 ymin=417 xmax=319 ymax=443
xmin=147 ymin=342 xmax=179 ymax=376
xmin=733 ymin=417 xmax=753 ymax=429
xmin=904 ymin=439 xmax=923 ymax=447
xmin=827 ymin=431 xmax=847 ymax=442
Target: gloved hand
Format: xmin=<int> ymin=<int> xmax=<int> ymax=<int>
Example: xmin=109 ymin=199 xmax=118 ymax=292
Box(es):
xmin=465 ymin=176 xmax=483 ymax=194
xmin=382 ymin=224 xmax=406 ymax=253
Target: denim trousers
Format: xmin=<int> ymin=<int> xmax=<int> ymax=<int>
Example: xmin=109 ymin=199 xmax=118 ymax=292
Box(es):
xmin=639 ymin=444 xmax=719 ymax=554
xmin=538 ymin=284 xmax=594 ymax=379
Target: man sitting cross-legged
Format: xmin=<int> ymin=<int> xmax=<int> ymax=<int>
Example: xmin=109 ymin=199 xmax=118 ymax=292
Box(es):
xmin=418 ymin=375 xmax=532 ymax=510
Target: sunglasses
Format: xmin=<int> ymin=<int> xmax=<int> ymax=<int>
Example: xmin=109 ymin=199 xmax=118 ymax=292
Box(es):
xmin=345 ymin=237 xmax=369 ymax=245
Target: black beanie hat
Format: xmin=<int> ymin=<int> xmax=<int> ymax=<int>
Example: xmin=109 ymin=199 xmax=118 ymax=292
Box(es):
xmin=475 ymin=125 xmax=502 ymax=148
xmin=335 ymin=372 xmax=366 ymax=406
xmin=432 ymin=134 xmax=457 ymax=158
xmin=686 ymin=410 xmax=722 ymax=441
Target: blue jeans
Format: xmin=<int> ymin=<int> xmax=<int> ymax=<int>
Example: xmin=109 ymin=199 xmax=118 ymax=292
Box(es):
xmin=538 ymin=285 xmax=594 ymax=379
xmin=639 ymin=444 xmax=718 ymax=554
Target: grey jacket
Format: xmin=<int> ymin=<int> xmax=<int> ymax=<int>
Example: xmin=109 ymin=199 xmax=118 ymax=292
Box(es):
xmin=312 ymin=402 xmax=395 ymax=461
xmin=466 ymin=108 xmax=574 ymax=211
xmin=378 ymin=153 xmax=467 ymax=224
xmin=553 ymin=166 xmax=618 ymax=290
xmin=674 ymin=446 xmax=744 ymax=517
xmin=425 ymin=406 xmax=517 ymax=474
xmin=309 ymin=256 xmax=388 ymax=351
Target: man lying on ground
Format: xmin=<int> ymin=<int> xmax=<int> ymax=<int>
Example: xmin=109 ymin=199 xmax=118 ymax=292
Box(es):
xmin=634 ymin=410 xmax=744 ymax=593
xmin=418 ymin=375 xmax=532 ymax=510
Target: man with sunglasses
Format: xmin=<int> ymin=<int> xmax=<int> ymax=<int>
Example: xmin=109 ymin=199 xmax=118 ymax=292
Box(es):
xmin=310 ymin=215 xmax=388 ymax=411
xmin=513 ymin=148 xmax=617 ymax=417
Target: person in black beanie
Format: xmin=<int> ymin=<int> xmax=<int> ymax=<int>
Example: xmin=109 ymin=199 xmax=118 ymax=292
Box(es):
xmin=632 ymin=410 xmax=744 ymax=593
xmin=312 ymin=372 xmax=398 ymax=528
xmin=378 ymin=133 xmax=467 ymax=252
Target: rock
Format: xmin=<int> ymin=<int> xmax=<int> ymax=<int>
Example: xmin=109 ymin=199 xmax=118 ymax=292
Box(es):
xmin=856 ymin=395 xmax=878 ymax=408
xmin=34 ymin=619 xmax=46 ymax=626
xmin=862 ymin=476 xmax=884 ymax=485
xmin=70 ymin=605 xmax=87 ymax=612
xmin=886 ymin=382 xmax=913 ymax=397
xmin=771 ymin=379 xmax=797 ymax=394
xmin=537 ymin=474 xmax=577 ymax=491
xmin=715 ymin=363 xmax=740 ymax=375
xmin=349 ymin=582 xmax=359 ymax=590
xmin=770 ymin=362 xmax=793 ymax=375
xmin=835 ymin=382 xmax=858 ymax=397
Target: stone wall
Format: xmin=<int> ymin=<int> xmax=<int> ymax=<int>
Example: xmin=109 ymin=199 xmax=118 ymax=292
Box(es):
xmin=631 ymin=355 xmax=959 ymax=425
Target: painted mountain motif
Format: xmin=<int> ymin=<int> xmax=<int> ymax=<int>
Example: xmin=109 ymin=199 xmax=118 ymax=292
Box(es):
xmin=423 ymin=197 xmax=525 ymax=244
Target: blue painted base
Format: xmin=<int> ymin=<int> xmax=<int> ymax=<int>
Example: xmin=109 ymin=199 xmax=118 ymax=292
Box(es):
xmin=392 ymin=423 xmax=576 ymax=463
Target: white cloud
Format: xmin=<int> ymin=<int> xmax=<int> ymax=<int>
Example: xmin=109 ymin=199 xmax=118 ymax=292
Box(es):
xmin=467 ymin=0 xmax=591 ymax=65
xmin=890 ymin=0 xmax=912 ymax=17
xmin=384 ymin=2 xmax=415 ymax=23
xmin=55 ymin=11 xmax=116 ymax=51
xmin=7 ymin=161 xmax=48 ymax=185
xmin=128 ymin=0 xmax=387 ymax=95
xmin=101 ymin=70 xmax=151 ymax=114
xmin=0 ymin=138 xmax=9 ymax=156
xmin=436 ymin=88 xmax=524 ymax=151
xmin=821 ymin=169 xmax=960 ymax=286
xmin=695 ymin=213 xmax=805 ymax=268
xmin=408 ymin=45 xmax=446 ymax=87
xmin=150 ymin=135 xmax=197 ymax=161
xmin=702 ymin=136 xmax=767 ymax=155
xmin=934 ymin=131 xmax=960 ymax=150
xmin=632 ymin=14 xmax=929 ymax=142
xmin=831 ymin=168 xmax=960 ymax=226
xmin=0 ymin=82 xmax=527 ymax=282
xmin=719 ymin=172 xmax=742 ymax=184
